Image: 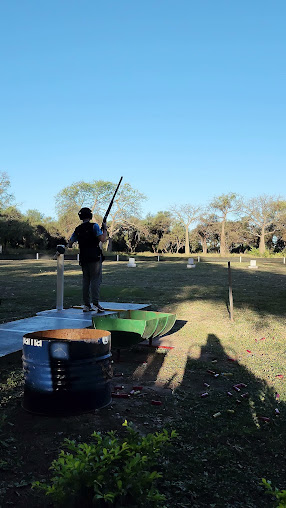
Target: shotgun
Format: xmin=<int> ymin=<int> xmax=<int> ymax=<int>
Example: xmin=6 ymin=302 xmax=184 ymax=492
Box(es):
xmin=102 ymin=177 xmax=123 ymax=229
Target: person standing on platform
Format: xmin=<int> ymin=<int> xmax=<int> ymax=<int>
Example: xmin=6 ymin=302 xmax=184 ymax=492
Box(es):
xmin=68 ymin=207 xmax=107 ymax=312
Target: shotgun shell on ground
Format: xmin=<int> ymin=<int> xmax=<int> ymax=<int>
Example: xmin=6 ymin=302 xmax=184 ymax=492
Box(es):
xmin=258 ymin=416 xmax=270 ymax=422
xmin=111 ymin=393 xmax=130 ymax=398
xmin=200 ymin=392 xmax=209 ymax=398
xmin=151 ymin=400 xmax=162 ymax=406
xmin=213 ymin=412 xmax=221 ymax=418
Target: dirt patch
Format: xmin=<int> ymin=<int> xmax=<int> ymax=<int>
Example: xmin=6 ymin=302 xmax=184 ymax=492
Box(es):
xmin=0 ymin=345 xmax=177 ymax=507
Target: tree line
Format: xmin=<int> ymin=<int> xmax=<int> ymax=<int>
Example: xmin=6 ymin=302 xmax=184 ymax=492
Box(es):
xmin=1 ymin=171 xmax=286 ymax=255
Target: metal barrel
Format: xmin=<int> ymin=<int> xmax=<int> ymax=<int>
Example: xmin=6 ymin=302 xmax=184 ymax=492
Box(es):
xmin=22 ymin=328 xmax=112 ymax=415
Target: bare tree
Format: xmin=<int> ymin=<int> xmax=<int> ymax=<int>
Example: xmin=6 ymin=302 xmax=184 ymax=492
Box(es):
xmin=193 ymin=214 xmax=218 ymax=254
xmin=121 ymin=217 xmax=148 ymax=253
xmin=170 ymin=204 xmax=202 ymax=255
xmin=209 ymin=193 xmax=241 ymax=256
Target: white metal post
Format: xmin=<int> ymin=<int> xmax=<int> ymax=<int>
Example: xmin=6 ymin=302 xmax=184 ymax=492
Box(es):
xmin=56 ymin=246 xmax=65 ymax=311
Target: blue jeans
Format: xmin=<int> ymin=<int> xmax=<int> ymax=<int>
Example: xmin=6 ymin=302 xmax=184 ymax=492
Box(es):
xmin=81 ymin=261 xmax=102 ymax=306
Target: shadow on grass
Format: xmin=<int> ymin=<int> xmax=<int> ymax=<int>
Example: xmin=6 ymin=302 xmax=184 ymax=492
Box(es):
xmin=161 ymin=333 xmax=285 ymax=507
xmin=163 ymin=319 xmax=188 ymax=336
xmin=1 ymin=259 xmax=286 ymax=325
xmin=0 ymin=330 xmax=285 ymax=508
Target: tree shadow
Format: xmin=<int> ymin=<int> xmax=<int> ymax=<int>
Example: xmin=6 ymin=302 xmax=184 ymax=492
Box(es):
xmin=95 ymin=259 xmax=286 ymax=320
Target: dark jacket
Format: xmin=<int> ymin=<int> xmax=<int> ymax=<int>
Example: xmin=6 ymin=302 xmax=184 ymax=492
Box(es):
xmin=74 ymin=222 xmax=102 ymax=264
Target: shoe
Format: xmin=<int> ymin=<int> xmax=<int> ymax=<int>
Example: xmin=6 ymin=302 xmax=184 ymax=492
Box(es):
xmin=83 ymin=305 xmax=92 ymax=312
xmin=89 ymin=304 xmax=98 ymax=312
xmin=93 ymin=303 xmax=105 ymax=312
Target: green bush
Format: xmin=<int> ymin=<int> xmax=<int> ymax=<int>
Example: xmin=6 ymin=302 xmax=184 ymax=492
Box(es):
xmin=262 ymin=478 xmax=286 ymax=507
xmin=249 ymin=247 xmax=271 ymax=258
xmin=33 ymin=421 xmax=177 ymax=507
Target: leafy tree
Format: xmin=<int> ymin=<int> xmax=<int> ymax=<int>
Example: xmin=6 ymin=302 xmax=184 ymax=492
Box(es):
xmin=0 ymin=172 xmax=14 ymax=210
xmin=158 ymin=221 xmax=186 ymax=253
xmin=168 ymin=221 xmax=186 ymax=253
xmin=144 ymin=212 xmax=172 ymax=253
xmin=158 ymin=223 xmax=185 ymax=254
xmin=225 ymin=219 xmax=253 ymax=253
xmin=209 ymin=193 xmax=241 ymax=256
xmin=55 ymin=180 xmax=145 ymax=251
xmin=55 ymin=180 xmax=115 ymax=239
xmin=170 ymin=205 xmax=201 ymax=255
xmin=106 ymin=183 xmax=146 ymax=251
xmin=272 ymin=205 xmax=286 ymax=252
xmin=0 ymin=207 xmax=34 ymax=249
xmin=244 ymin=195 xmax=285 ymax=254
xmin=24 ymin=211 xmax=65 ymax=249
xmin=25 ymin=209 xmax=45 ymax=226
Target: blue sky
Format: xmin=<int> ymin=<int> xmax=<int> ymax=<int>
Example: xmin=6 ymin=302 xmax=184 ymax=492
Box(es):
xmin=0 ymin=1 xmax=285 ymax=219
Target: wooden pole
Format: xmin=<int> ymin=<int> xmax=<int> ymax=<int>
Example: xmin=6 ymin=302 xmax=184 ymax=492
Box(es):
xmin=228 ymin=261 xmax=234 ymax=322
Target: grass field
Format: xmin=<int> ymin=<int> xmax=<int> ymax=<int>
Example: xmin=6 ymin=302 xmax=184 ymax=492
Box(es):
xmin=0 ymin=258 xmax=285 ymax=507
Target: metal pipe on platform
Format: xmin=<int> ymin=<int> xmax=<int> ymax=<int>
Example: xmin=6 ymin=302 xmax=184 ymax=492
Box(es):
xmin=56 ymin=245 xmax=65 ymax=311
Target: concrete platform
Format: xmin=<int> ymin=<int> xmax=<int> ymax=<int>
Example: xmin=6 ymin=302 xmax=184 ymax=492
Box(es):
xmin=0 ymin=302 xmax=149 ymax=357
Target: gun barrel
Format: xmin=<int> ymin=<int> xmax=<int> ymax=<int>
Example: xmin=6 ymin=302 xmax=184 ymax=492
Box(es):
xmin=103 ymin=177 xmax=123 ymax=223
